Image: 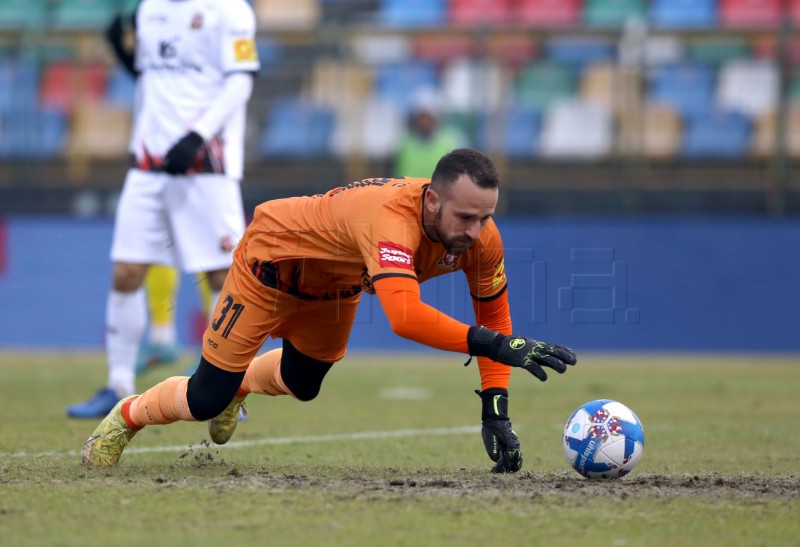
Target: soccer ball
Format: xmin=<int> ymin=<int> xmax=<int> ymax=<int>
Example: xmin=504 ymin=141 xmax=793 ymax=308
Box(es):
xmin=562 ymin=399 xmax=645 ymax=479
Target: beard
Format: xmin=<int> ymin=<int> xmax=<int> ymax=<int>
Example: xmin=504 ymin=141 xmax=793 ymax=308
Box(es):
xmin=433 ymin=208 xmax=474 ymax=255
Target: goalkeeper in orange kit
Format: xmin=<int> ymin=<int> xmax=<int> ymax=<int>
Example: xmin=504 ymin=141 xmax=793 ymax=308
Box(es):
xmin=82 ymin=149 xmax=577 ymax=473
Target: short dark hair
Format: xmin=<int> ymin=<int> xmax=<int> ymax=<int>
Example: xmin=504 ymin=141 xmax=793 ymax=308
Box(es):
xmin=430 ymin=148 xmax=499 ymax=191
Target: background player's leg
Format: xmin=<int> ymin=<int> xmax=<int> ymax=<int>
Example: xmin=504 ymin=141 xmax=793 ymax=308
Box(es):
xmin=67 ymin=262 xmax=149 ymax=418
xmin=137 ymin=265 xmax=181 ymax=373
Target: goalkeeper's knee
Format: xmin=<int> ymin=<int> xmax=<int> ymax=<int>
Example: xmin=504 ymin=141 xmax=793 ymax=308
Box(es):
xmin=280 ymin=340 xmax=333 ymax=402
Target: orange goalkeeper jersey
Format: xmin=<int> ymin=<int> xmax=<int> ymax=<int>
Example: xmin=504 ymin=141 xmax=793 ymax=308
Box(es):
xmin=241 ymin=177 xmax=507 ymax=301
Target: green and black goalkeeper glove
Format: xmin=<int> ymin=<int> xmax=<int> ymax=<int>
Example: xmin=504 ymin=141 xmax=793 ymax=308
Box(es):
xmin=163 ymin=131 xmax=204 ymax=175
xmin=477 ymin=388 xmax=522 ymax=474
xmin=467 ymin=326 xmax=577 ymax=382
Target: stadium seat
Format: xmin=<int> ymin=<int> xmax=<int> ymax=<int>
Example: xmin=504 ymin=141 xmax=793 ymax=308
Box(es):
xmin=720 ymin=0 xmax=781 ymax=28
xmin=378 ymin=0 xmax=447 ymax=27
xmin=514 ymin=0 xmax=582 ymax=27
xmin=580 ymin=62 xmax=616 ymax=113
xmin=0 ymin=108 xmax=66 ymax=159
xmin=442 ymin=58 xmax=504 ymax=113
xmin=539 ymin=99 xmax=613 ymax=158
xmin=681 ymin=110 xmax=751 ymax=158
xmin=648 ymin=63 xmax=715 ymax=118
xmin=543 ymin=37 xmax=615 ymax=67
xmin=0 ymin=60 xmax=39 ymax=114
xmin=642 ymin=103 xmax=682 ymax=158
xmin=475 ymin=104 xmax=541 ymax=159
xmin=485 ymin=34 xmax=537 ymax=67
xmin=650 ymin=0 xmax=716 ymax=28
xmin=0 ymin=0 xmax=46 ymax=29
xmin=260 ymin=97 xmax=335 ymax=158
xmin=583 ymin=0 xmax=646 ymax=28
xmin=413 ymin=34 xmax=473 ymax=63
xmin=104 ymin=67 xmax=137 ymax=111
xmin=51 ymin=0 xmax=115 ymax=30
xmin=516 ymin=62 xmax=577 ymax=113
xmin=330 ymin=97 xmax=404 ymax=159
xmin=449 ymin=0 xmax=512 ymax=27
xmin=67 ymin=105 xmax=132 ymax=159
xmin=254 ymin=0 xmax=320 ymax=29
xmin=375 ymin=61 xmax=438 ymax=112
xmin=686 ymin=37 xmax=751 ymax=65
xmin=40 ymin=62 xmax=107 ymax=114
xmin=717 ymin=60 xmax=779 ymax=117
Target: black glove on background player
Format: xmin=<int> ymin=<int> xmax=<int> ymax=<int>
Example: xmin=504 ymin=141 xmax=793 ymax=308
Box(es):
xmin=477 ymin=388 xmax=522 ymax=473
xmin=163 ymin=131 xmax=204 ymax=175
xmin=467 ymin=326 xmax=577 ymax=381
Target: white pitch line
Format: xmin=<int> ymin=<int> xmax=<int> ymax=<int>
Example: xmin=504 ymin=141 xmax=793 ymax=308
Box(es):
xmin=0 ymin=425 xmax=481 ymax=459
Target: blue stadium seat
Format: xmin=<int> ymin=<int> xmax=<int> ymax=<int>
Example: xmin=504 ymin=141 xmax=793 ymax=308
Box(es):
xmin=0 ymin=60 xmax=39 ymax=114
xmin=650 ymin=0 xmax=716 ymax=28
xmin=681 ymin=110 xmax=751 ymax=158
xmin=259 ymin=98 xmax=334 ymax=158
xmin=476 ymin=105 xmax=540 ymax=159
xmin=105 ymin=67 xmax=137 ymax=111
xmin=0 ymin=108 xmax=67 ymax=159
xmin=543 ymin=37 xmax=616 ymax=67
xmin=374 ymin=61 xmax=438 ymax=112
xmin=378 ymin=0 xmax=446 ymax=27
xmin=649 ymin=63 xmax=715 ymax=118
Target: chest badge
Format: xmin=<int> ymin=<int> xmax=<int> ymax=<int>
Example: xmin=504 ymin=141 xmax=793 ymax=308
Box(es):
xmin=190 ymin=13 xmax=204 ymax=29
xmin=437 ymin=252 xmax=461 ymax=271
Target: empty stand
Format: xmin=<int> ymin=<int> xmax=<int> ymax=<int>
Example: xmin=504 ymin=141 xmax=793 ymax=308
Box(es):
xmin=720 ymin=0 xmax=781 ymax=28
xmin=449 ymin=0 xmax=512 ymax=27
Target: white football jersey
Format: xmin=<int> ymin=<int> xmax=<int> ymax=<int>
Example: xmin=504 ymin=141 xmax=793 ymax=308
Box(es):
xmin=132 ymin=0 xmax=259 ymax=179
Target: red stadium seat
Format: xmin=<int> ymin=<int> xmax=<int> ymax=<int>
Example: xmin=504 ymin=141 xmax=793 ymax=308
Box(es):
xmin=413 ymin=34 xmax=473 ymax=62
xmin=514 ymin=0 xmax=582 ymax=27
xmin=40 ymin=61 xmax=106 ymax=114
xmin=449 ymin=0 xmax=513 ymax=27
xmin=719 ymin=0 xmax=781 ymax=28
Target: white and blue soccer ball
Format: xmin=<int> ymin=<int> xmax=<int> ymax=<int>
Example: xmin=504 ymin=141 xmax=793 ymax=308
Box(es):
xmin=563 ymin=399 xmax=645 ymax=479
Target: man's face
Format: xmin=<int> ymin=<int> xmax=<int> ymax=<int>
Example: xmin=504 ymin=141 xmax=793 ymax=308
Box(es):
xmin=428 ymin=174 xmax=498 ymax=255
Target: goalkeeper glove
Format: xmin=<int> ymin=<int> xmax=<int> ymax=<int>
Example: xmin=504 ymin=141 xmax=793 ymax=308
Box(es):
xmin=163 ymin=131 xmax=204 ymax=175
xmin=477 ymin=388 xmax=522 ymax=473
xmin=467 ymin=326 xmax=577 ymax=382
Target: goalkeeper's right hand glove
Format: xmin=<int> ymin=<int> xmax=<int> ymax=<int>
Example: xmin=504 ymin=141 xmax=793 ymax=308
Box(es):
xmin=467 ymin=326 xmax=577 ymax=382
xmin=477 ymin=388 xmax=522 ymax=473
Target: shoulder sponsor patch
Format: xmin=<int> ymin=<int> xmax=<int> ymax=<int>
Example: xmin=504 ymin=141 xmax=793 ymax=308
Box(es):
xmin=378 ymin=241 xmax=414 ymax=270
xmin=233 ymin=38 xmax=257 ymax=62
xmin=492 ymin=258 xmax=506 ymax=289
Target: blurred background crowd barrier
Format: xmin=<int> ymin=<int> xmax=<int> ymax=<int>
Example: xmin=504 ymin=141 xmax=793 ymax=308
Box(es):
xmin=2 ymin=0 xmax=800 ymax=215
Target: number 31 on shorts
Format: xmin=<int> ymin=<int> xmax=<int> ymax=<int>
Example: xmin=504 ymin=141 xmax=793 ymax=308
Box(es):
xmin=211 ymin=295 xmax=245 ymax=339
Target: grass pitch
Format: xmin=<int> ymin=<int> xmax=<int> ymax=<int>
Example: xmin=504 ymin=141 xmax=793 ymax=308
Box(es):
xmin=1 ymin=352 xmax=798 ymax=546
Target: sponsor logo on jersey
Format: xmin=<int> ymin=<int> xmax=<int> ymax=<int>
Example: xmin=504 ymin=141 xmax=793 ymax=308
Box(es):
xmin=159 ymin=39 xmax=177 ymax=59
xmin=190 ymin=13 xmax=204 ymax=29
xmin=378 ymin=242 xmax=414 ymax=270
xmin=492 ymin=258 xmax=506 ymax=289
xmin=437 ymin=251 xmax=460 ymax=271
xmin=233 ymin=38 xmax=257 ymax=62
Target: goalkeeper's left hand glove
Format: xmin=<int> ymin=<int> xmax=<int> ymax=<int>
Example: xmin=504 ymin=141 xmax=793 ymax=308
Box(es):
xmin=477 ymin=388 xmax=522 ymax=474
xmin=163 ymin=131 xmax=204 ymax=175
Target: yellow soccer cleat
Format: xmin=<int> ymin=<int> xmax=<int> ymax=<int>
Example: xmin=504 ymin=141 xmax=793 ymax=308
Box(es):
xmin=82 ymin=395 xmax=139 ymax=467
xmin=208 ymin=396 xmax=247 ymax=445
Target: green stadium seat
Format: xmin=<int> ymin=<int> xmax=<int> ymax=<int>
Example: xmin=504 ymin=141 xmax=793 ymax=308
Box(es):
xmin=51 ymin=0 xmax=115 ymax=30
xmin=516 ymin=62 xmax=577 ymax=112
xmin=583 ymin=0 xmax=645 ymax=28
xmin=686 ymin=38 xmax=751 ymax=65
xmin=0 ymin=0 xmax=47 ymax=29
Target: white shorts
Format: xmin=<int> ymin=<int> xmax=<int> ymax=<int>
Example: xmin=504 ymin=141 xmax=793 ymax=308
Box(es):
xmin=110 ymin=169 xmax=245 ymax=274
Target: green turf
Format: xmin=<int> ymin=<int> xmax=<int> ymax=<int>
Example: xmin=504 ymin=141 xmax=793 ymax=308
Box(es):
xmin=1 ymin=352 xmax=798 ymax=546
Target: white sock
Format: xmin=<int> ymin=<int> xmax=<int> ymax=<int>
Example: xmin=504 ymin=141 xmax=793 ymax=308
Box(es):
xmin=106 ymin=288 xmax=147 ymax=397
xmin=149 ymin=323 xmax=177 ymax=346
